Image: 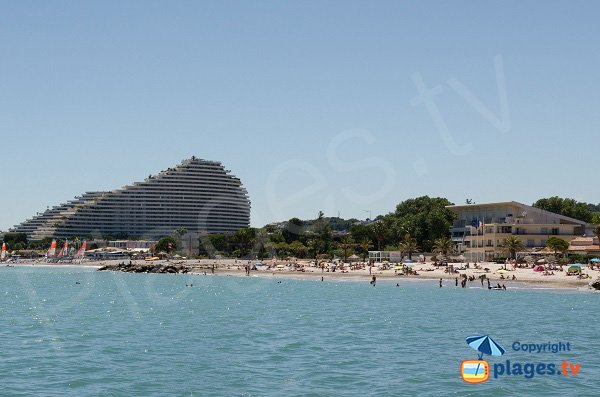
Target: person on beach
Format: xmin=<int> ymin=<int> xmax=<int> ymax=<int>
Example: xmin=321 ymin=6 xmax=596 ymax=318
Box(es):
xmin=487 ymin=278 xmax=491 ymax=290
xmin=455 ymin=277 xmax=458 ymax=286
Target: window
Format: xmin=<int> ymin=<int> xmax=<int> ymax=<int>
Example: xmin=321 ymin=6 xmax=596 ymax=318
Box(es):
xmin=527 ymin=239 xmax=535 ymax=247
xmin=552 ymin=228 xmax=559 ymax=235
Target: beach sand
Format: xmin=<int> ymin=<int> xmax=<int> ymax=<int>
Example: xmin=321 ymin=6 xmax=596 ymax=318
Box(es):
xmin=8 ymin=258 xmax=598 ymax=290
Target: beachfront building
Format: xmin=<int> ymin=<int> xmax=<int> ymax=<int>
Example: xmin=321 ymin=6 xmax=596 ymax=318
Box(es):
xmin=568 ymin=236 xmax=600 ymax=256
xmin=447 ymin=201 xmax=592 ymax=262
xmin=368 ymin=251 xmax=403 ymax=263
xmin=11 ymin=158 xmax=250 ymax=240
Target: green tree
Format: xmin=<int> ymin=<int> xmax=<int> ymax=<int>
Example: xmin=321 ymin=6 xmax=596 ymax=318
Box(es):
xmin=339 ymin=235 xmax=355 ymax=262
xmin=282 ymin=217 xmax=304 ymax=244
xmin=398 ymin=234 xmax=419 ymax=260
xmin=233 ymin=228 xmax=256 ymax=257
xmin=359 ymin=238 xmax=371 ymax=262
xmin=313 ymin=211 xmax=333 ymax=254
xmin=388 ymin=196 xmax=455 ymax=252
xmin=370 ymin=221 xmax=387 ymax=251
xmin=594 ymin=226 xmax=600 ymax=238
xmin=207 ymin=234 xmax=230 ymax=255
xmin=501 ymin=236 xmax=524 ymax=259
xmin=546 ymin=237 xmax=569 ymax=257
xmin=2 ymin=233 xmax=27 ymax=247
xmin=533 ymin=197 xmax=593 ymax=223
xmin=288 ymin=240 xmax=307 ymax=258
xmin=432 ymin=236 xmax=455 ymax=256
xmin=349 ymin=223 xmax=371 ymax=244
xmin=307 ymin=238 xmax=319 ymax=259
xmin=155 ymin=236 xmax=177 ymax=253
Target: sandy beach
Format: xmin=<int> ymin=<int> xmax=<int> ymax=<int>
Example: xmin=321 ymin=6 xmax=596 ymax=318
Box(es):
xmin=7 ymin=258 xmax=598 ymax=290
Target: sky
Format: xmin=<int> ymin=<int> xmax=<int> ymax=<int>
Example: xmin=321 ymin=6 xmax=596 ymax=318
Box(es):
xmin=1 ymin=1 xmax=599 ymax=231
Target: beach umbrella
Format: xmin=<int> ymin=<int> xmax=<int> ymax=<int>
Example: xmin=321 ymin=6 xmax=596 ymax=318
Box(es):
xmin=466 ymin=335 xmax=506 ymax=359
xmin=536 ymin=259 xmax=547 ymax=264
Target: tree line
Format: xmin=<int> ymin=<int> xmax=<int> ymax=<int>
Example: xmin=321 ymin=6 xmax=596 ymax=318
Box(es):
xmin=3 ymin=195 xmax=599 ymax=260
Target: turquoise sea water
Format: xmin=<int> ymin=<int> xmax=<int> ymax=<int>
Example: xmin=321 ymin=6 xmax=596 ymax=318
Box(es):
xmin=1 ymin=266 xmax=598 ymax=396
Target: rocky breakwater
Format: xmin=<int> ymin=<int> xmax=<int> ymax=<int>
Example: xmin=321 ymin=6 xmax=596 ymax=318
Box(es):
xmin=98 ymin=262 xmax=193 ymax=274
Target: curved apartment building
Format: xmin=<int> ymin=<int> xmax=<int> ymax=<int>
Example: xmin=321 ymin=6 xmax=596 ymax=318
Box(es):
xmin=11 ymin=158 xmax=250 ymax=240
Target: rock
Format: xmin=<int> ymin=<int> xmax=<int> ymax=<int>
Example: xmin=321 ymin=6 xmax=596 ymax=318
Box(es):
xmin=97 ymin=263 xmax=194 ymax=274
xmin=589 ymin=277 xmax=600 ymax=290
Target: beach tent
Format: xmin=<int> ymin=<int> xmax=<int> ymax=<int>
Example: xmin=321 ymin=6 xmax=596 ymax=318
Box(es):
xmin=568 ymin=264 xmax=583 ymax=273
xmin=591 ymin=258 xmax=600 ymax=263
xmin=533 ymin=265 xmax=545 ymax=272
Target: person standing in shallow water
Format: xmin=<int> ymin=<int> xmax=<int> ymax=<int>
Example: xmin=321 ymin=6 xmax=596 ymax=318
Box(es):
xmin=370 ymin=276 xmax=376 ymax=286
xmin=439 ymin=278 xmax=442 ymax=288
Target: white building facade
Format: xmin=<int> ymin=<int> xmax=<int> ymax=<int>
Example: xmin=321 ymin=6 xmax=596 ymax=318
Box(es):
xmin=447 ymin=201 xmax=591 ymax=261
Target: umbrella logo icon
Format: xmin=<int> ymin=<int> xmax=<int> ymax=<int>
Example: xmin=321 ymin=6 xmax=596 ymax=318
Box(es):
xmin=461 ymin=335 xmax=506 ymax=384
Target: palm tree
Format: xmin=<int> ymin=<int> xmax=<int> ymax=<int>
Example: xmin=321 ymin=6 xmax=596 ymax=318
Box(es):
xmin=370 ymin=221 xmax=387 ymax=251
xmin=432 ymin=236 xmax=455 ymax=256
xmin=72 ymin=236 xmax=81 ymax=252
xmin=398 ymin=234 xmax=419 ymax=260
xmin=359 ymin=238 xmax=371 ymax=262
xmin=501 ymin=236 xmax=524 ymax=259
xmin=339 ymin=235 xmax=355 ymax=262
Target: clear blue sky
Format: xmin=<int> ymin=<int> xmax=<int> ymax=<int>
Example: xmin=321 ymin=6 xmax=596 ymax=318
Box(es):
xmin=1 ymin=1 xmax=598 ymax=231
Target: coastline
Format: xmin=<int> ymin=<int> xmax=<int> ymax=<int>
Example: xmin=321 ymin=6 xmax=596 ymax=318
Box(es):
xmin=5 ymin=258 xmax=596 ymax=291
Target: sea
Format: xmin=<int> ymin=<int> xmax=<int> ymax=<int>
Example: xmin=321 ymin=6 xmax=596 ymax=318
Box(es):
xmin=1 ymin=266 xmax=598 ymax=396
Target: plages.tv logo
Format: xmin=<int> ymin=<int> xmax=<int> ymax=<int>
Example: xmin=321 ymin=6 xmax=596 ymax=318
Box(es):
xmin=460 ymin=335 xmax=582 ymax=383
xmin=460 ymin=335 xmax=505 ymax=384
